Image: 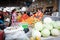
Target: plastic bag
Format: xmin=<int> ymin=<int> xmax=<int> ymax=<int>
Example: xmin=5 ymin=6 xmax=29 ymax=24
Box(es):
xmin=4 ymin=27 xmax=29 ymax=40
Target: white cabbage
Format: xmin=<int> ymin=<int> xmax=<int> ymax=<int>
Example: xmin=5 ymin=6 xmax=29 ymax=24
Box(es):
xmin=49 ymin=21 xmax=55 ymax=26
xmin=43 ymin=17 xmax=52 ymax=24
xmin=56 ymin=21 xmax=60 ymax=30
xmin=51 ymin=29 xmax=60 ymax=36
xmin=34 ymin=22 xmax=43 ymax=31
xmin=41 ymin=29 xmax=50 ymax=37
xmin=51 ymin=21 xmax=60 ymax=30
xmin=43 ymin=24 xmax=53 ymax=30
xmin=32 ymin=29 xmax=41 ymax=38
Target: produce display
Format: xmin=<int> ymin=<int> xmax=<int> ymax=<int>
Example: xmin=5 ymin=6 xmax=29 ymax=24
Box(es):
xmin=4 ymin=17 xmax=60 ymax=40
xmin=30 ymin=17 xmax=60 ymax=40
xmin=0 ymin=6 xmax=60 ymax=40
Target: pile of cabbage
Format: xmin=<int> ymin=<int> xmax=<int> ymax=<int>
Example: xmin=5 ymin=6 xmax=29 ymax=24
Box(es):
xmin=32 ymin=17 xmax=60 ymax=37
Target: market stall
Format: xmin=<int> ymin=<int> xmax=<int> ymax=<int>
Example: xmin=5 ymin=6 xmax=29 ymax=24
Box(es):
xmin=3 ymin=16 xmax=60 ymax=40
xmin=0 ymin=6 xmax=60 ymax=40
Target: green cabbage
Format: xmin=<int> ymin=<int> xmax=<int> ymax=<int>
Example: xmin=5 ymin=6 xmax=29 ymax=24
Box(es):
xmin=34 ymin=22 xmax=44 ymax=31
xmin=50 ymin=21 xmax=60 ymax=30
xmin=43 ymin=17 xmax=52 ymax=24
xmin=32 ymin=29 xmax=41 ymax=38
xmin=56 ymin=21 xmax=60 ymax=30
xmin=41 ymin=29 xmax=50 ymax=37
xmin=51 ymin=29 xmax=60 ymax=36
xmin=43 ymin=24 xmax=53 ymax=30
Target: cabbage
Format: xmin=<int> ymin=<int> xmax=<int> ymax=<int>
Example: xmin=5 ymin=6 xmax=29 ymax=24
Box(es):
xmin=41 ymin=29 xmax=50 ymax=37
xmin=32 ymin=29 xmax=41 ymax=38
xmin=43 ymin=17 xmax=52 ymax=24
xmin=43 ymin=24 xmax=53 ymax=30
xmin=55 ymin=21 xmax=60 ymax=30
xmin=49 ymin=21 xmax=55 ymax=26
xmin=51 ymin=29 xmax=60 ymax=36
xmin=51 ymin=21 xmax=60 ymax=30
xmin=34 ymin=22 xmax=43 ymax=31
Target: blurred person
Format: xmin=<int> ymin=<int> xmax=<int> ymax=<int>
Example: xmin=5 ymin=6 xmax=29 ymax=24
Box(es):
xmin=33 ymin=8 xmax=43 ymax=20
xmin=19 ymin=12 xmax=29 ymax=22
xmin=33 ymin=12 xmax=37 ymax=17
xmin=27 ymin=12 xmax=31 ymax=17
xmin=25 ymin=12 xmax=39 ymax=25
xmin=3 ymin=11 xmax=11 ymax=26
xmin=37 ymin=8 xmax=43 ymax=20
xmin=16 ymin=12 xmax=22 ymax=22
xmin=0 ymin=10 xmax=4 ymax=24
xmin=0 ymin=10 xmax=6 ymax=30
xmin=4 ymin=18 xmax=10 ymax=27
xmin=3 ymin=11 xmax=11 ymax=22
xmin=11 ymin=9 xmax=17 ymax=25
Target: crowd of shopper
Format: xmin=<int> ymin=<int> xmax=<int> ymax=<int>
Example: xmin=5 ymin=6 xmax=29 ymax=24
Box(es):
xmin=0 ymin=7 xmax=43 ymax=30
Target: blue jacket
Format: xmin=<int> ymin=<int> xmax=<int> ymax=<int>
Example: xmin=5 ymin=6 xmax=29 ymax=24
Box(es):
xmin=0 ymin=20 xmax=4 ymax=24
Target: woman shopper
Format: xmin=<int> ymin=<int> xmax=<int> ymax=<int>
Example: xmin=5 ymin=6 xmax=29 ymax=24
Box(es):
xmin=0 ymin=10 xmax=6 ymax=30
